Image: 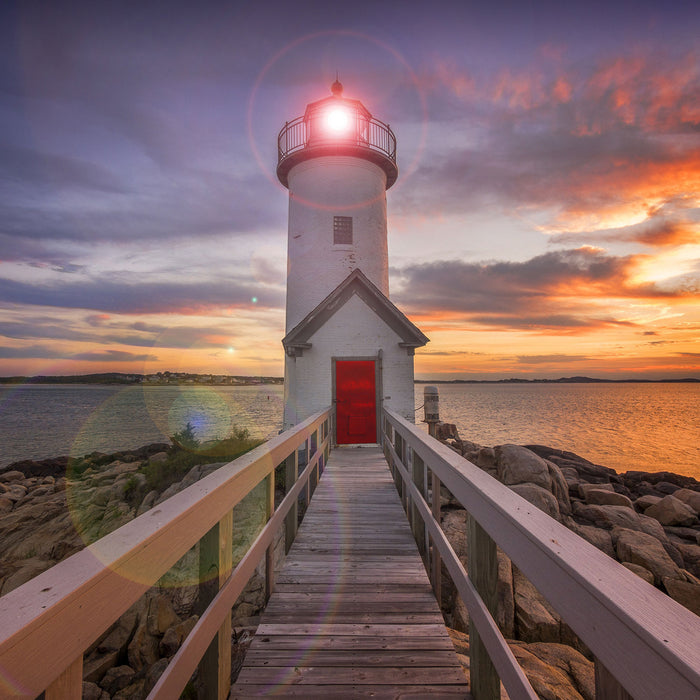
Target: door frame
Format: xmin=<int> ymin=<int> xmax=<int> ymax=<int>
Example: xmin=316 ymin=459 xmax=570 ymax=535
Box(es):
xmin=332 ymin=354 xmax=383 ymax=445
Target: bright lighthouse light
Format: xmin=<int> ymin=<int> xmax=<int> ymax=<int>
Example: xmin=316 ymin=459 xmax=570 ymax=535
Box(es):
xmin=325 ymin=106 xmax=351 ymax=133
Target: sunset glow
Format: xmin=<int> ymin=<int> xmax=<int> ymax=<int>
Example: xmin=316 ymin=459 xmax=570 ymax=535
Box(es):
xmin=0 ymin=2 xmax=698 ymax=381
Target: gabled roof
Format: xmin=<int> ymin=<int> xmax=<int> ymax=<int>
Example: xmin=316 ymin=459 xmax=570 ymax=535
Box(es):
xmin=282 ymin=269 xmax=429 ymax=357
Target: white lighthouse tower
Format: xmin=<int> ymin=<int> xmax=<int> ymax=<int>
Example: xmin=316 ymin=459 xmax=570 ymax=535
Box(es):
xmin=278 ymin=80 xmax=428 ymax=443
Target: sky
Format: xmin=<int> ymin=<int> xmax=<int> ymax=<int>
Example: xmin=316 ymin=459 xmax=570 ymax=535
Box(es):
xmin=0 ymin=0 xmax=698 ymax=381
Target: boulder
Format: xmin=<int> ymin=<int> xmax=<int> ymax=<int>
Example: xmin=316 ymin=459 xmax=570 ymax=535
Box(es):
xmin=635 ymin=494 xmax=662 ymax=511
xmin=546 ymin=460 xmax=572 ymax=514
xmin=572 ymin=502 xmax=641 ymax=531
xmin=513 ymin=566 xmax=560 ymax=643
xmin=82 ymin=681 xmax=110 ymax=700
xmin=578 ymin=482 xmax=614 ymax=499
xmin=510 ymin=483 xmax=560 ymax=519
xmin=585 ymin=489 xmax=633 ymax=509
xmin=127 ymin=620 xmax=160 ymax=671
xmin=614 ymin=527 xmax=682 ymax=585
xmin=509 ymin=641 xmax=594 ymax=700
xmin=147 ymin=594 xmax=180 ymax=636
xmin=496 ymin=548 xmax=515 ymax=639
xmin=673 ymin=489 xmax=700 ymax=514
xmin=0 ymin=497 xmax=13 ymax=513
xmin=496 ymin=445 xmax=552 ymax=490
xmin=621 ymin=562 xmax=655 ymax=585
xmin=0 ymin=470 xmax=25 ymax=483
xmin=645 ymin=495 xmax=697 ymax=527
xmin=159 ymin=615 xmax=198 ymax=657
xmin=663 ymin=577 xmax=700 ymax=616
xmin=571 ymin=524 xmax=615 ymax=558
xmin=99 ymin=665 xmax=136 ymax=695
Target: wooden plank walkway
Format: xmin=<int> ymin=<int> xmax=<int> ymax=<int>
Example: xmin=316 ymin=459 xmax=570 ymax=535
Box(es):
xmin=230 ymin=446 xmax=470 ymax=698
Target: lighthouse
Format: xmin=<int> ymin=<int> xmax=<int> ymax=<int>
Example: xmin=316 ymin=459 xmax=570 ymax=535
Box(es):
xmin=278 ymin=80 xmax=428 ymax=443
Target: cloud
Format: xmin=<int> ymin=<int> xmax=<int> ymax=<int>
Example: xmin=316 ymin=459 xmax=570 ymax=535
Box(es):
xmin=0 ymin=275 xmax=285 ymax=314
xmin=72 ymin=350 xmax=158 ymax=363
xmin=394 ymin=247 xmax=691 ymax=332
xmin=517 ymin=354 xmax=589 ymax=364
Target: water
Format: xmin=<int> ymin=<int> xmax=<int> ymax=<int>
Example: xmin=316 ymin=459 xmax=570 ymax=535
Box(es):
xmin=0 ymin=382 xmax=697 ymax=479
xmin=0 ymin=384 xmax=285 ymax=467
xmin=414 ymin=382 xmax=699 ymax=479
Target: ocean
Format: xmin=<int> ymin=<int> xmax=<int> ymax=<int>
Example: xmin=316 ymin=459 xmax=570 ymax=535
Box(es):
xmin=0 ymin=382 xmax=697 ymax=478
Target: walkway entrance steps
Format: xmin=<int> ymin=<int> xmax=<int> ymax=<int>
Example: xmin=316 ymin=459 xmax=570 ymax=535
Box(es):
xmin=230 ymin=446 xmax=470 ymax=698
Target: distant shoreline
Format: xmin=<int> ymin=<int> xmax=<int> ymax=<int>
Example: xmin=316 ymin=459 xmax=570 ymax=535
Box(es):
xmin=0 ymin=373 xmax=697 ymax=386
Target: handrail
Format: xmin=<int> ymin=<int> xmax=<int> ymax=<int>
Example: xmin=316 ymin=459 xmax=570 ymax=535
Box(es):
xmin=382 ymin=408 xmax=700 ymax=700
xmin=278 ymin=113 xmax=397 ymax=165
xmin=0 ymin=407 xmax=333 ymax=699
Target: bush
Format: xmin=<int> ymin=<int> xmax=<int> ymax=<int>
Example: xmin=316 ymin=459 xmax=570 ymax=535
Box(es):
xmin=141 ymin=424 xmax=263 ymax=493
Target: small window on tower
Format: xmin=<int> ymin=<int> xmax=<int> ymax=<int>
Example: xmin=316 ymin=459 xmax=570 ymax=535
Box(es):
xmin=333 ymin=216 xmax=353 ymax=245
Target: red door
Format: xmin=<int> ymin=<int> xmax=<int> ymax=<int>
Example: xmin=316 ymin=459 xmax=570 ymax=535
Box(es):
xmin=335 ymin=360 xmax=376 ymax=444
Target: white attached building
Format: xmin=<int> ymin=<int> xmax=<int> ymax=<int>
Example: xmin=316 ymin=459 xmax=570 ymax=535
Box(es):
xmin=277 ymin=81 xmax=428 ymax=443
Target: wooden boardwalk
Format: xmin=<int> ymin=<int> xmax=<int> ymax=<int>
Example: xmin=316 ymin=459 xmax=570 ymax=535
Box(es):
xmin=230 ymin=446 xmax=469 ymax=698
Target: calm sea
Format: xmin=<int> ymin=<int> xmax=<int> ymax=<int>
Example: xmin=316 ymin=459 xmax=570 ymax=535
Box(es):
xmin=0 ymin=382 xmax=697 ymax=479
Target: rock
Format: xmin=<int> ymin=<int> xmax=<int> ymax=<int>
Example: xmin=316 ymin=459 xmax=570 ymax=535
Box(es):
xmin=474 ymin=447 xmax=497 ymax=473
xmin=585 ymin=489 xmax=633 ymax=509
xmin=5 ymin=483 xmax=27 ymax=502
xmin=99 ymin=665 xmax=135 ymax=695
xmin=673 ymin=488 xmax=700 ymax=514
xmin=496 ymin=445 xmax=552 ymax=490
xmin=571 ymin=524 xmax=615 ymax=558
xmin=83 ymin=650 xmax=119 ymax=684
xmin=0 ymin=558 xmax=54 ymax=596
xmin=149 ymin=451 xmax=169 ymax=463
xmin=614 ymin=527 xmax=682 ymax=585
xmin=663 ymin=577 xmax=700 ymax=616
xmin=572 ymin=502 xmax=642 ymax=530
xmin=621 ymin=562 xmax=655 ymax=585
xmin=98 ymin=603 xmax=140 ymax=655
xmin=0 ymin=470 xmax=26 ymax=483
xmin=578 ymin=482 xmax=614 ymax=499
xmin=82 ymin=681 xmax=109 ymax=700
xmin=136 ymin=490 xmax=159 ymax=516
xmin=0 ymin=497 xmax=13 ymax=513
xmin=496 ymin=548 xmax=515 ymax=639
xmin=513 ymin=566 xmax=560 ymax=643
xmin=435 ymin=422 xmax=460 ymax=441
xmin=675 ymin=542 xmax=700 ymax=578
xmin=635 ymin=494 xmax=662 ymax=511
xmin=656 ymin=481 xmax=680 ymax=495
xmin=147 ymin=594 xmax=180 ymax=636
xmin=145 ymin=658 xmax=170 ymax=693
xmin=510 ymin=483 xmax=560 ymax=519
xmin=645 ymin=495 xmax=697 ymax=527
xmin=127 ymin=620 xmax=160 ymax=671
xmin=546 ymin=460 xmax=572 ymax=514
xmin=509 ymin=641 xmax=594 ymax=700
xmin=664 ymin=526 xmax=700 ymax=545
xmin=159 ymin=615 xmax=198 ymax=657
xmin=113 ymin=679 xmax=146 ymax=700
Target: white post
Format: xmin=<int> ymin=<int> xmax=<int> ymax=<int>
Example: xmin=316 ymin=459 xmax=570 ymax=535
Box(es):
xmin=424 ymin=385 xmax=439 ymax=438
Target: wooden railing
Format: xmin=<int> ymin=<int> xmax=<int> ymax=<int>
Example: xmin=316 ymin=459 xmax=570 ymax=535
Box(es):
xmin=382 ymin=408 xmax=700 ymax=700
xmin=0 ymin=408 xmax=332 ymax=699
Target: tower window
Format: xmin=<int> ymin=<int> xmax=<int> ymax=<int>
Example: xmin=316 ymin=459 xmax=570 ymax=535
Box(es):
xmin=333 ymin=216 xmax=353 ymax=244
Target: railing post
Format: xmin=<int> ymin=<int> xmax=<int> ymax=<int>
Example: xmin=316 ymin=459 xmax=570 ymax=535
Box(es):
xmin=468 ymin=516 xmax=500 ymax=700
xmin=45 ymin=655 xmax=82 ymax=700
xmin=595 ymin=659 xmax=634 ymax=699
xmin=284 ymin=450 xmax=299 ymax=554
xmin=266 ymin=471 xmax=275 ymax=601
xmin=198 ymin=511 xmax=233 ymax=700
xmin=431 ymin=471 xmax=442 ymax=608
xmin=412 ymin=451 xmax=426 ymax=559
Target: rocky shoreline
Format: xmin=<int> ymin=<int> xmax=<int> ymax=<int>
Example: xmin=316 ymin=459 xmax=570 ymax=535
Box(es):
xmin=1 ymin=435 xmax=698 ymax=699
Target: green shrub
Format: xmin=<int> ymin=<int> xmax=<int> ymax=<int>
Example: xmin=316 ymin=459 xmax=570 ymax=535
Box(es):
xmin=140 ymin=424 xmax=263 ymax=493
